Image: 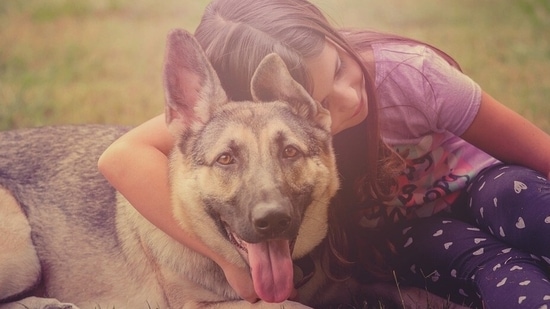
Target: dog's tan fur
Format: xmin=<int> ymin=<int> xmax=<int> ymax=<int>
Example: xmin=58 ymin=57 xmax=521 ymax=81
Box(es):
xmin=0 ymin=29 xmax=339 ymax=308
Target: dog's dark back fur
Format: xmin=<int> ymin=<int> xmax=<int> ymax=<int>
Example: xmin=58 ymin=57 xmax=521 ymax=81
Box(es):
xmin=0 ymin=125 xmax=127 ymax=235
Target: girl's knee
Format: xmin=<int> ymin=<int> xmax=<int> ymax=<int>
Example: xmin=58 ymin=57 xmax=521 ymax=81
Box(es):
xmin=469 ymin=165 xmax=549 ymax=203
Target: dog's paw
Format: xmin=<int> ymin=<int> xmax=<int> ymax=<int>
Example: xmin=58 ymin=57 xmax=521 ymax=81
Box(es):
xmin=44 ymin=303 xmax=79 ymax=309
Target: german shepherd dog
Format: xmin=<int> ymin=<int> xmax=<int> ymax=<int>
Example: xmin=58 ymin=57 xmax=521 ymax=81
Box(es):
xmin=0 ymin=29 xmax=344 ymax=309
xmin=0 ymin=30 xmax=467 ymax=309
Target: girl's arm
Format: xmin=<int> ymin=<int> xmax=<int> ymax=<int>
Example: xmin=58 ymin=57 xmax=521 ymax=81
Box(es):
xmin=97 ymin=114 xmax=258 ymax=302
xmin=461 ymin=91 xmax=550 ymax=179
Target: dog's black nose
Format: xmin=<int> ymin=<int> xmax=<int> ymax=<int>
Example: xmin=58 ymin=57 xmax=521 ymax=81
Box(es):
xmin=254 ymin=212 xmax=291 ymax=234
xmin=252 ymin=203 xmax=292 ymax=237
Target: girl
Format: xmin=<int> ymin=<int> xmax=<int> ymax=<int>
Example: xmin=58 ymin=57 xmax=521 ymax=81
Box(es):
xmin=98 ymin=0 xmax=550 ymax=307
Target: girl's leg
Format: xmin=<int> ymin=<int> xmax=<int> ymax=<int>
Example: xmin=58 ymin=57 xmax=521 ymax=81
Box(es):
xmin=466 ymin=164 xmax=550 ymax=258
xmin=461 ymin=164 xmax=550 ymax=308
xmin=388 ymin=216 xmax=550 ymax=309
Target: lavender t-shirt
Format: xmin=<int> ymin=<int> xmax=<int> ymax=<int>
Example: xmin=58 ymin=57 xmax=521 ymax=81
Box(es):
xmin=363 ymin=43 xmax=500 ymax=227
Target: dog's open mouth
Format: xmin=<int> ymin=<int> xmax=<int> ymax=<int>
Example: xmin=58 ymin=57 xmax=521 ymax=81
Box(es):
xmin=225 ymin=224 xmax=296 ymax=303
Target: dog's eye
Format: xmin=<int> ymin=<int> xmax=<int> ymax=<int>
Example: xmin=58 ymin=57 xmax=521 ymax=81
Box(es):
xmin=216 ymin=153 xmax=234 ymax=165
xmin=282 ymin=146 xmax=300 ymax=159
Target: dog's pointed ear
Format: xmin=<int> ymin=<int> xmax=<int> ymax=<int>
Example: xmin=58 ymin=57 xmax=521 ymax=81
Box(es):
xmin=163 ymin=29 xmax=228 ymax=136
xmin=250 ymin=53 xmax=331 ymax=132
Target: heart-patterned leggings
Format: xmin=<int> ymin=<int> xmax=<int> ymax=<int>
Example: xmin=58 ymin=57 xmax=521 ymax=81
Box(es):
xmin=386 ymin=164 xmax=550 ymax=309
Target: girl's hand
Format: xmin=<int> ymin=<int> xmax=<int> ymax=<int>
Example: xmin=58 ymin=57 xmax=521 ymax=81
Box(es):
xmin=220 ymin=261 xmax=259 ymax=303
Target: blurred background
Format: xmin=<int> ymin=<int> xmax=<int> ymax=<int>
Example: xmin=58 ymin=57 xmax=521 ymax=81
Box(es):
xmin=1 ymin=0 xmax=549 ymax=132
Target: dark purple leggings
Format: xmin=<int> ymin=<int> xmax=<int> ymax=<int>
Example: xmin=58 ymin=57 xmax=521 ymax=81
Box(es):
xmin=387 ymin=165 xmax=550 ymax=308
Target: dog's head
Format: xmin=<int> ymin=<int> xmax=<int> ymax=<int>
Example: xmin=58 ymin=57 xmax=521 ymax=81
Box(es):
xmin=163 ymin=29 xmax=339 ymax=303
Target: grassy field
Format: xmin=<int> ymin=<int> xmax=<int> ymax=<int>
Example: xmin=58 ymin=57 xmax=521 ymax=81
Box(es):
xmin=1 ymin=0 xmax=549 ymax=132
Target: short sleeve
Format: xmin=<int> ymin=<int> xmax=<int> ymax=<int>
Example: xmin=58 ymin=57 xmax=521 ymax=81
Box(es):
xmin=374 ymin=44 xmax=482 ymax=141
xmin=419 ymin=46 xmax=482 ymax=136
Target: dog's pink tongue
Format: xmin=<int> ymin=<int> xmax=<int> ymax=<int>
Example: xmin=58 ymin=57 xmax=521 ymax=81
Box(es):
xmin=247 ymin=239 xmax=293 ymax=303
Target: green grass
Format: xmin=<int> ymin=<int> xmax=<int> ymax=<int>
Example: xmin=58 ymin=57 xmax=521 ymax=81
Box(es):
xmin=0 ymin=0 xmax=208 ymax=129
xmin=1 ymin=0 xmax=549 ymax=132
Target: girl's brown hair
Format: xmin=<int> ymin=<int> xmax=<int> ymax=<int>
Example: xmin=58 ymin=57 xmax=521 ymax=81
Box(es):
xmin=193 ymin=0 xmax=460 ymax=281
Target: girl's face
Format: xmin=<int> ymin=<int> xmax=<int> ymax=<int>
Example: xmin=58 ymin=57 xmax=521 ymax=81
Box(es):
xmin=305 ymin=41 xmax=368 ymax=135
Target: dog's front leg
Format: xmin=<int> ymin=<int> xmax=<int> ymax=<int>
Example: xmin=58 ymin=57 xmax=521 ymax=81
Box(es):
xmin=0 ymin=187 xmax=42 ymax=301
xmin=0 ymin=296 xmax=80 ymax=309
